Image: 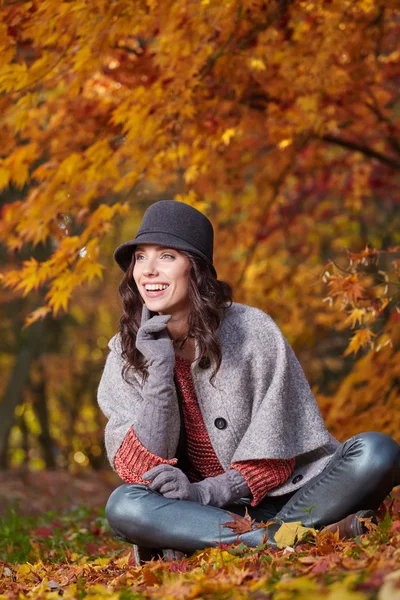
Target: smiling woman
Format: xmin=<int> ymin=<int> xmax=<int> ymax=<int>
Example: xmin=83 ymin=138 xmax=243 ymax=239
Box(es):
xmin=97 ymin=200 xmax=400 ymax=561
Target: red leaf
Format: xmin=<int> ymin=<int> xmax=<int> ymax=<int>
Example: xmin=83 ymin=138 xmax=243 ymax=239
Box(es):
xmin=223 ymin=508 xmax=255 ymax=535
xmin=51 ymin=519 xmax=63 ymax=529
xmin=90 ymin=524 xmax=101 ymax=537
xmin=86 ymin=541 xmax=98 ymax=555
xmin=32 ymin=526 xmax=52 ymax=539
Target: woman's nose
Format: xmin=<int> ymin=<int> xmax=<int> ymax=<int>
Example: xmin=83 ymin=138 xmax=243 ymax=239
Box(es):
xmin=143 ymin=259 xmax=158 ymax=276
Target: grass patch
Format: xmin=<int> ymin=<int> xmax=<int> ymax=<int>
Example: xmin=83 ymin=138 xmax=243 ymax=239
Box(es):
xmin=0 ymin=503 xmax=124 ymax=565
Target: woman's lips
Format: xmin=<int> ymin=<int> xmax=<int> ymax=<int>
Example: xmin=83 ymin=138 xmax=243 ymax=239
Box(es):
xmin=142 ymin=285 xmax=170 ymax=299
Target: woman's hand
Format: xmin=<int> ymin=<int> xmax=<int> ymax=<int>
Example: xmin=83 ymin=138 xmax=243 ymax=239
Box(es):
xmin=136 ymin=305 xmax=175 ymax=369
xmin=143 ymin=465 xmax=250 ymax=507
xmin=143 ymin=465 xmax=199 ymax=501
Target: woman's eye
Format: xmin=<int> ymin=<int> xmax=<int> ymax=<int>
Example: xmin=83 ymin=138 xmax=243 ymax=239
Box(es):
xmin=161 ymin=253 xmax=175 ymax=259
xmin=135 ymin=254 xmax=145 ymax=260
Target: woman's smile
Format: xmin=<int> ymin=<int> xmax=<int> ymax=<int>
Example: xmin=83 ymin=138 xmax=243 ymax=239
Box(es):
xmin=142 ymin=282 xmax=170 ymax=298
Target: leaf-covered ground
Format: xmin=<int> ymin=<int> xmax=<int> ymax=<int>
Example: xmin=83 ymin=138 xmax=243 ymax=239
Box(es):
xmin=1 ymin=472 xmax=400 ymax=600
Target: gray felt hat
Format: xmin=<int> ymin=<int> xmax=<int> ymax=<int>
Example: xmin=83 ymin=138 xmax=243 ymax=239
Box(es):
xmin=114 ymin=200 xmax=215 ymax=274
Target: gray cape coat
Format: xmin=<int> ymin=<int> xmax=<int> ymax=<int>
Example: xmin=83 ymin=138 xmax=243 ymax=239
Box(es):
xmin=97 ymin=302 xmax=340 ymax=497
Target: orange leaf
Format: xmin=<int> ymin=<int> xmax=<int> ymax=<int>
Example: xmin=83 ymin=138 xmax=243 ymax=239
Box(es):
xmin=141 ymin=566 xmax=159 ymax=586
xmin=23 ymin=306 xmax=51 ymax=328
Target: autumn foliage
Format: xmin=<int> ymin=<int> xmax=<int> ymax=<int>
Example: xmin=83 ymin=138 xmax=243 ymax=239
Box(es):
xmin=0 ymin=1 xmax=399 ymax=464
xmin=1 ymin=474 xmax=400 ymax=599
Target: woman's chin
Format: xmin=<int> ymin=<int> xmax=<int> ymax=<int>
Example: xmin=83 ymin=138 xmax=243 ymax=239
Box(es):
xmin=144 ymin=299 xmax=172 ymax=313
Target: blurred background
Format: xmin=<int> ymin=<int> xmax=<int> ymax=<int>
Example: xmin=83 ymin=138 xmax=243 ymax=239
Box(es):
xmin=0 ymin=1 xmax=399 ymax=495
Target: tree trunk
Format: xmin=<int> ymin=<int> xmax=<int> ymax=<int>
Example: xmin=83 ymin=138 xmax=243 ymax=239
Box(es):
xmin=0 ymin=319 xmax=45 ymax=458
xmin=30 ymin=362 xmax=56 ymax=469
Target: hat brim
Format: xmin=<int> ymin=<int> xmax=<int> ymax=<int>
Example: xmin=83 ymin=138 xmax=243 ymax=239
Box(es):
xmin=114 ymin=234 xmax=217 ymax=276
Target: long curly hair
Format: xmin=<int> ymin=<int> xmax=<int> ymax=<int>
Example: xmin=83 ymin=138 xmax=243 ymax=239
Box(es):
xmin=118 ymin=250 xmax=233 ymax=383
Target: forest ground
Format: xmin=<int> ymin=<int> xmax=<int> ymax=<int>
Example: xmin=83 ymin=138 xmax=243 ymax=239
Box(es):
xmin=0 ymin=470 xmax=399 ymax=600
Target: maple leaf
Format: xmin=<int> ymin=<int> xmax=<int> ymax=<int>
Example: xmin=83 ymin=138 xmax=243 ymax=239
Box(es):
xmin=223 ymin=508 xmax=255 ymax=535
xmin=344 ymin=328 xmax=376 ymax=356
xmin=345 ymin=308 xmax=365 ymax=329
xmin=344 ymin=276 xmax=366 ymax=304
xmin=329 ymin=274 xmax=366 ymax=304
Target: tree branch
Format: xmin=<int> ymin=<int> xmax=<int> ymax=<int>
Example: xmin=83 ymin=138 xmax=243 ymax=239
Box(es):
xmin=321 ymin=134 xmax=400 ymax=170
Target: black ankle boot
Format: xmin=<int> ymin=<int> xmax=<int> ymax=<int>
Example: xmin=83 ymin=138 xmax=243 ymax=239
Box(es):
xmin=322 ymin=510 xmax=377 ymax=538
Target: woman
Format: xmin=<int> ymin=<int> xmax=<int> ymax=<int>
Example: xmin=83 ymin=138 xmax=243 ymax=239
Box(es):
xmin=98 ymin=200 xmax=399 ymax=558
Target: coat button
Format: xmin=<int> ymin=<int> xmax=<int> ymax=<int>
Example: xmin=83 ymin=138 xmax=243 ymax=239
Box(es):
xmin=214 ymin=418 xmax=227 ymax=430
xmin=199 ymin=357 xmax=211 ymax=369
xmin=292 ymin=474 xmax=303 ymax=485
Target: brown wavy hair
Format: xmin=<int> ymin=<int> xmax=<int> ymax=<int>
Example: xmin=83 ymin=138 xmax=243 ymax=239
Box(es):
xmin=118 ymin=250 xmax=233 ymax=383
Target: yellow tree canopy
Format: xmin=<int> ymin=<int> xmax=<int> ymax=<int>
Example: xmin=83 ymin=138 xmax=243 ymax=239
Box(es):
xmin=0 ymin=0 xmax=399 ymax=337
xmin=0 ymin=0 xmax=400 ymax=460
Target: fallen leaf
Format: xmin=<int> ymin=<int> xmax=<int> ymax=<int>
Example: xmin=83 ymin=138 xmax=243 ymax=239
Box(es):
xmin=274 ymin=521 xmax=316 ymax=549
xmin=142 ymin=566 xmax=159 ymax=586
xmin=32 ymin=526 xmax=52 ymax=539
xmin=315 ymin=528 xmax=340 ymax=554
xmin=114 ymin=552 xmax=131 ymax=568
xmin=256 ymin=519 xmax=277 ymax=529
xmin=223 ymin=508 xmax=255 ymax=535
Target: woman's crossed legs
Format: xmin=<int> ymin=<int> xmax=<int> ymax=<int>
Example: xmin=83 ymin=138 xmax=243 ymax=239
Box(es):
xmin=106 ymin=432 xmax=400 ymax=554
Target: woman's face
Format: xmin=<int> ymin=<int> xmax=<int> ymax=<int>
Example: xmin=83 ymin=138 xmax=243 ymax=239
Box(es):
xmin=133 ymin=245 xmax=191 ymax=316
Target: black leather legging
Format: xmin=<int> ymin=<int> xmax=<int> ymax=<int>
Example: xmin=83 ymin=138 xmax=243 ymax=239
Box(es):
xmin=105 ymin=432 xmax=400 ymax=554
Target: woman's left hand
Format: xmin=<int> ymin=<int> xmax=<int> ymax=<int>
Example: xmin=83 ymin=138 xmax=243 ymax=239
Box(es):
xmin=143 ymin=465 xmax=197 ymax=501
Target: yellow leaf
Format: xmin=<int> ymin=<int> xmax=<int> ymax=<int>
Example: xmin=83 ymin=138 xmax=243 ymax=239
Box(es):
xmin=221 ymin=128 xmax=236 ymax=145
xmin=249 ymin=58 xmax=266 ymax=71
xmin=345 ymin=308 xmax=365 ymax=328
xmin=184 ymin=164 xmax=199 ymax=183
xmin=58 ymin=153 xmax=82 ymax=181
xmin=327 ymin=577 xmax=368 ymax=600
xmin=14 ymin=258 xmax=40 ymax=295
xmin=0 ymin=166 xmax=10 ymax=190
xmin=1 ymin=270 xmax=21 ymax=289
xmin=83 ymin=262 xmax=104 ymax=282
xmin=70 ymin=553 xmax=80 ymax=562
xmin=0 ymin=64 xmax=29 ymax=93
xmin=48 ymin=290 xmax=71 ymax=314
xmin=276 ymin=575 xmax=318 ymax=593
xmin=16 ymin=563 xmax=32 ymax=576
xmin=344 ymin=328 xmax=375 ymax=356
xmin=278 ymin=139 xmax=292 ymax=149
xmin=7 ymin=144 xmax=38 ymax=189
xmin=114 ymin=553 xmax=130 ymax=568
xmin=46 ymin=271 xmax=79 ymax=314
xmin=92 ymin=557 xmax=111 ymax=569
xmin=274 ymin=520 xmax=316 ymax=549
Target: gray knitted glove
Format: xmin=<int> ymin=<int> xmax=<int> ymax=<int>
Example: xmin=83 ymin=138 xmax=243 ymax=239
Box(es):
xmin=143 ymin=465 xmax=250 ymax=507
xmin=135 ymin=305 xmax=174 ymax=370
xmin=133 ymin=305 xmax=177 ymax=458
xmin=143 ymin=465 xmax=193 ymax=499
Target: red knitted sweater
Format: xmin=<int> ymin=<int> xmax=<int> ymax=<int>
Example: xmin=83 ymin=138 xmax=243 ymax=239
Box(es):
xmin=114 ymin=355 xmax=295 ymax=506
